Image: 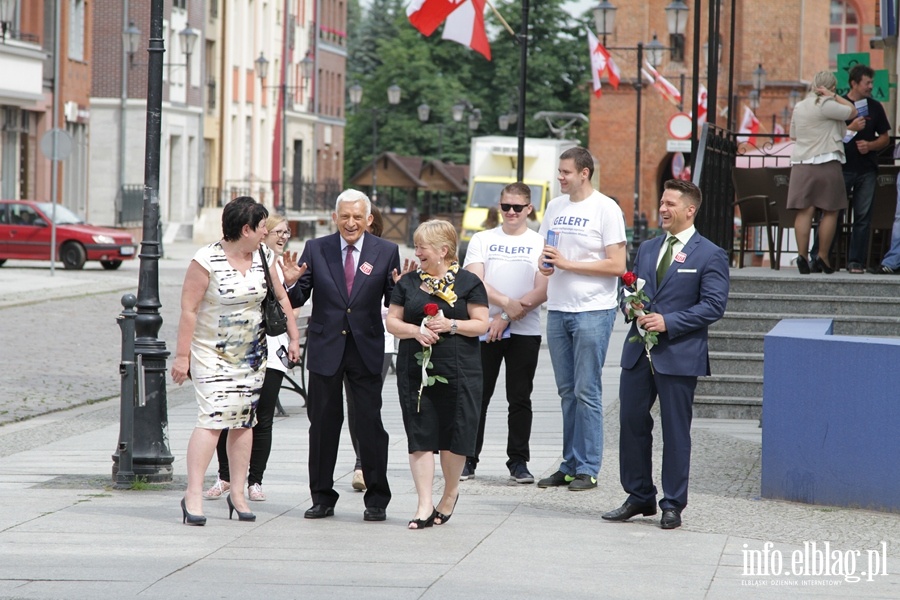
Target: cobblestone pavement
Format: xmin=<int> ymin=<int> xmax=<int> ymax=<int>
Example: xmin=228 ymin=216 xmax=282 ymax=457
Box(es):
xmin=1 ymin=242 xmax=898 ymax=599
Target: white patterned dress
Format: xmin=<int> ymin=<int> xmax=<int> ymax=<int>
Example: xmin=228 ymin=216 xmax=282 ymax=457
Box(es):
xmin=190 ymin=242 xmax=271 ymax=429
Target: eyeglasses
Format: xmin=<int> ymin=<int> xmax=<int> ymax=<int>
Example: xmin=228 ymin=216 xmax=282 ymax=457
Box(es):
xmin=500 ymin=203 xmax=530 ymax=213
xmin=270 ymin=230 xmax=290 ymax=238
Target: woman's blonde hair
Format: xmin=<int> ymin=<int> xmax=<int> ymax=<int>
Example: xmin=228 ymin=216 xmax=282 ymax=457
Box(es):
xmin=810 ymin=71 xmax=838 ymax=104
xmin=414 ymin=219 xmax=458 ymax=263
xmin=266 ymin=214 xmax=287 ymax=231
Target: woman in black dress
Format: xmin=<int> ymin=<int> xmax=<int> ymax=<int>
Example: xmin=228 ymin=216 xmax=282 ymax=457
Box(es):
xmin=387 ymin=220 xmax=489 ymax=530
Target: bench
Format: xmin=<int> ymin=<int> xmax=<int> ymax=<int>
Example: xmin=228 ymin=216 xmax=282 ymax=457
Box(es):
xmin=275 ymin=315 xmax=309 ymax=416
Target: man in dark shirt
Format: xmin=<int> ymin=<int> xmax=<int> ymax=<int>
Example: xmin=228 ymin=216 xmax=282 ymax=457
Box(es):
xmin=812 ymin=64 xmax=890 ymax=273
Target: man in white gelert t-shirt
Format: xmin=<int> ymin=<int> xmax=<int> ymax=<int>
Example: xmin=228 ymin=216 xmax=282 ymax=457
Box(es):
xmin=463 ymin=182 xmax=548 ymax=484
xmin=537 ymin=147 xmax=627 ymax=492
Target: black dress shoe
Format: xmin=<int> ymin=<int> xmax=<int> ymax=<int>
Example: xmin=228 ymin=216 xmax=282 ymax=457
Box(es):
xmin=601 ymin=501 xmax=657 ymax=522
xmin=660 ymin=508 xmax=682 ymax=529
xmin=304 ymin=504 xmax=335 ymax=519
xmin=363 ymin=507 xmax=386 ymax=522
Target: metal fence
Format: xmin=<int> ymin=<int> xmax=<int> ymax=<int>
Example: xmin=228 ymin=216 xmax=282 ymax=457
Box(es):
xmin=693 ymin=123 xmax=738 ymax=252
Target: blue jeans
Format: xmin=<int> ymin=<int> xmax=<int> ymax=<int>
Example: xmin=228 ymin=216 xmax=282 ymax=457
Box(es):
xmin=546 ymin=308 xmax=616 ymax=477
xmin=881 ymin=176 xmax=900 ymax=269
xmin=810 ymin=169 xmax=876 ymax=265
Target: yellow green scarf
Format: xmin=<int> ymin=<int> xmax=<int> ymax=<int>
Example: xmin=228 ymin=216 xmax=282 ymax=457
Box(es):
xmin=419 ymin=261 xmax=458 ymax=306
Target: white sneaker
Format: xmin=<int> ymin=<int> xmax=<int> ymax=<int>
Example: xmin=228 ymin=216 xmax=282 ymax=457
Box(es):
xmin=352 ymin=469 xmax=366 ymax=491
xmin=248 ymin=483 xmax=266 ymax=502
xmin=203 ymin=478 xmax=230 ymax=500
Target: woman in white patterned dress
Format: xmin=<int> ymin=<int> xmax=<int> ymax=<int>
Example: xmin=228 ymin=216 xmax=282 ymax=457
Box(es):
xmin=171 ymin=197 xmax=301 ymax=525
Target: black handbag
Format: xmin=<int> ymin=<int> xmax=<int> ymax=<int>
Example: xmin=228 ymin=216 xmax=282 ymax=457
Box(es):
xmin=259 ymin=246 xmax=289 ymax=337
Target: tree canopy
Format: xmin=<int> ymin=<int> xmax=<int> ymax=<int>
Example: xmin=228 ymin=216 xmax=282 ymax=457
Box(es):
xmin=344 ymin=0 xmax=592 ymax=182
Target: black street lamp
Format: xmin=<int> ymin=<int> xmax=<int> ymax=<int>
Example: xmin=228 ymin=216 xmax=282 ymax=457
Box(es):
xmin=348 ymin=83 xmax=401 ymax=202
xmin=123 ymin=19 xmax=199 ymax=68
xmin=113 ymin=0 xmax=181 ymax=483
xmin=255 ymin=50 xmax=314 ymax=214
xmin=417 ymin=103 xmax=446 ymax=161
xmin=593 ymin=1 xmax=688 ymax=264
xmin=0 ymin=0 xmax=15 ymax=43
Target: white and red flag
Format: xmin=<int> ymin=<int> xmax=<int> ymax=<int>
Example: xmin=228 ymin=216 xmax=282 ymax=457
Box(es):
xmin=587 ymin=29 xmax=620 ymax=97
xmin=643 ymin=61 xmax=682 ymax=107
xmin=773 ymin=122 xmax=787 ymax=144
xmin=737 ymin=106 xmax=761 ymax=145
xmin=696 ymin=83 xmax=708 ymax=126
xmin=441 ymin=0 xmax=490 ymax=60
xmin=407 ymin=0 xmax=466 ymax=36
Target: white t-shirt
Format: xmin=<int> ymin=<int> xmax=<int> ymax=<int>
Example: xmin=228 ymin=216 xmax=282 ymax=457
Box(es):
xmin=464 ymin=226 xmax=545 ymax=336
xmin=538 ymin=190 xmax=627 ymax=312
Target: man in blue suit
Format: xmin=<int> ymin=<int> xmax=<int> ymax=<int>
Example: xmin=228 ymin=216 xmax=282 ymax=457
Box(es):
xmin=602 ymin=179 xmax=729 ymax=529
xmin=284 ymin=189 xmax=401 ymax=522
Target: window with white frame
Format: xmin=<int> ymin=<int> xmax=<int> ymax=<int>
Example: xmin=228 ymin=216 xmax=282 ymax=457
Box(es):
xmin=829 ymin=0 xmax=860 ymax=68
xmin=68 ymin=0 xmax=85 ymax=61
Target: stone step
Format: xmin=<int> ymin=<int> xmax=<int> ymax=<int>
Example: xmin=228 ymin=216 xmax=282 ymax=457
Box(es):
xmin=729 ymin=271 xmax=900 ymax=298
xmin=727 ymin=293 xmax=900 ymax=318
xmin=711 ymin=313 xmax=900 ymax=336
xmin=693 ymin=395 xmax=762 ymax=419
xmin=708 ymin=330 xmax=765 ymax=353
xmin=710 ymin=351 xmax=764 ymax=376
xmin=695 ymin=374 xmax=763 ymax=397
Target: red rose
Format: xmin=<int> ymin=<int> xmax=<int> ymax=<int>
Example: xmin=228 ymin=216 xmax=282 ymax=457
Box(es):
xmin=424 ymin=303 xmax=439 ymax=317
xmin=622 ymin=271 xmax=637 ymax=287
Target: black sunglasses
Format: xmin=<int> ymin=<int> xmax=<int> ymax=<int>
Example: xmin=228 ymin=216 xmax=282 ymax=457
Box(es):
xmin=500 ymin=203 xmax=530 ymax=213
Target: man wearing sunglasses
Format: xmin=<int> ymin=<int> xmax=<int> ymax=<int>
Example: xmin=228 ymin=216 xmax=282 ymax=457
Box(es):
xmin=463 ymin=183 xmax=548 ymax=483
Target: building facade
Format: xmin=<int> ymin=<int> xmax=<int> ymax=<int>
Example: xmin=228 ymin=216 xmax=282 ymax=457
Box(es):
xmin=589 ymin=0 xmax=887 ymax=230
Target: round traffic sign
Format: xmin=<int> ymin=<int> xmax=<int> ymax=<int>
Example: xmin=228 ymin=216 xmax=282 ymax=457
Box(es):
xmin=667 ymin=113 xmax=693 ymax=140
xmin=40 ymin=128 xmax=74 ymax=161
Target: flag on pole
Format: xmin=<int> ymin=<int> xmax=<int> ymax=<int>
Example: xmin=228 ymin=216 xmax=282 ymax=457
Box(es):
xmin=697 ymin=84 xmax=708 ymax=126
xmin=407 ymin=0 xmax=466 ymax=36
xmin=773 ymin=123 xmax=787 ymax=144
xmin=441 ymin=0 xmax=491 ymax=60
xmin=643 ymin=61 xmax=682 ymax=107
xmin=587 ymin=30 xmax=620 ymax=97
xmin=737 ymin=106 xmax=761 ymax=145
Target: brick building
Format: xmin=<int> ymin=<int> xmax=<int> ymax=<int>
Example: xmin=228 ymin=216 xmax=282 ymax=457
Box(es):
xmin=0 ymin=0 xmax=92 ymax=213
xmin=590 ymin=0 xmax=887 ymax=230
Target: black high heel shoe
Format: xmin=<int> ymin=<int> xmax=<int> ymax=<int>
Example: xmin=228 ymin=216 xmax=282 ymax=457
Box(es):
xmin=815 ymin=256 xmax=835 ymax=274
xmin=226 ymin=493 xmax=257 ymax=522
xmin=435 ymin=494 xmax=459 ymax=525
xmin=181 ymin=498 xmax=207 ymax=526
xmin=408 ymin=508 xmax=437 ymax=530
xmin=796 ymin=255 xmax=811 ymax=275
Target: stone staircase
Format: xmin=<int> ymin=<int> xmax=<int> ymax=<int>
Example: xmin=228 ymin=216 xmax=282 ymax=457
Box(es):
xmin=694 ymin=269 xmax=900 ymax=419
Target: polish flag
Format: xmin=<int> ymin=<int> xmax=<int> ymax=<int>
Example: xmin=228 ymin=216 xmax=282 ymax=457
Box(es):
xmin=587 ymin=30 xmax=620 ymax=97
xmin=407 ymin=0 xmax=466 ymax=36
xmin=773 ymin=123 xmax=787 ymax=144
xmin=441 ymin=0 xmax=491 ymax=60
xmin=643 ymin=61 xmax=682 ymax=107
xmin=737 ymin=106 xmax=761 ymax=145
xmin=697 ymin=83 xmax=708 ymax=126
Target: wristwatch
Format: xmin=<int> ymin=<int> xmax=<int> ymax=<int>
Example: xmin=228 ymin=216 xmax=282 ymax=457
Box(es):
xmin=500 ymin=312 xmax=511 ymax=322
xmin=450 ymin=319 xmax=458 ymax=335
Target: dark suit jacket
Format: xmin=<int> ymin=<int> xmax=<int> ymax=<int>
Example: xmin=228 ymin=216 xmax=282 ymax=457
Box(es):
xmin=289 ymin=232 xmax=400 ymax=377
xmin=620 ymin=231 xmax=729 ymax=377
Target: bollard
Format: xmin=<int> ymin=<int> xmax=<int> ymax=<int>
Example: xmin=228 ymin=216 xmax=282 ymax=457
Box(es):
xmin=113 ymin=294 xmax=138 ymax=487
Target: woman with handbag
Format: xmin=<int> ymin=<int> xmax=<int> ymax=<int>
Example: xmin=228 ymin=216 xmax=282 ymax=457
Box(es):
xmin=204 ymin=214 xmax=297 ymax=503
xmin=171 ymin=197 xmax=301 ymax=525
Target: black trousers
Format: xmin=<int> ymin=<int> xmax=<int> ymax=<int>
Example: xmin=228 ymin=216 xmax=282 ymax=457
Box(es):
xmin=307 ymin=334 xmax=391 ymax=509
xmin=345 ymin=352 xmax=392 ymax=470
xmin=471 ymin=334 xmax=541 ymax=468
xmin=217 ymin=367 xmax=284 ymax=486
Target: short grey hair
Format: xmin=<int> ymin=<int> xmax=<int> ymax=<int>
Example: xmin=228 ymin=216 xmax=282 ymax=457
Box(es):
xmin=334 ymin=189 xmax=372 ymax=217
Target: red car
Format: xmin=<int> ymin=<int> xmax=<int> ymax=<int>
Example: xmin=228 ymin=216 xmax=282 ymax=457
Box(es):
xmin=0 ymin=200 xmax=137 ymax=270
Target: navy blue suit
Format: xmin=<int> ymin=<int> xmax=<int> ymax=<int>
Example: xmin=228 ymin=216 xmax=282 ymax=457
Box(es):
xmin=289 ymin=232 xmax=400 ymax=510
xmin=618 ymin=230 xmax=729 ymax=511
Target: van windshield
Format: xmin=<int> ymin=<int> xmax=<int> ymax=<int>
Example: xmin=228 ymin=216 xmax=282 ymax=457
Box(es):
xmin=470 ymin=182 xmax=542 ymax=208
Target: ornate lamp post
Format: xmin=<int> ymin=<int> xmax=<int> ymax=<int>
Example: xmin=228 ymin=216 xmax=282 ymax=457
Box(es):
xmin=593 ymin=1 xmax=688 ymax=263
xmin=348 ymin=83 xmax=401 ymax=202
xmin=113 ymin=0 xmax=199 ymax=483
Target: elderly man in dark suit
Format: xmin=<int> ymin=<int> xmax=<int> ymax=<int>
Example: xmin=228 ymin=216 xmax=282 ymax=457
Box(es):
xmin=283 ymin=189 xmax=401 ymax=522
xmin=602 ymin=179 xmax=729 ymax=530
